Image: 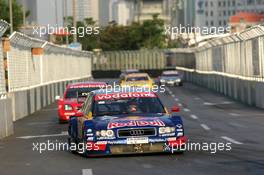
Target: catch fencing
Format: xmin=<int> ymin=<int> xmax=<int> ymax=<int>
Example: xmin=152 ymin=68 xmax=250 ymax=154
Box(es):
xmin=93 ymin=49 xmax=165 ymax=71
xmin=172 ymin=25 xmax=264 ymax=108
xmin=0 ymin=20 xmax=9 ymax=96
xmin=177 ymin=25 xmax=264 ymax=81
xmin=7 ymin=32 xmax=92 ymax=92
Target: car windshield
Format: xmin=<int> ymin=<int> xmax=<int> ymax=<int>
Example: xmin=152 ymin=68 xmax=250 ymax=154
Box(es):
xmin=93 ymin=96 xmax=165 ymax=117
xmin=65 ymin=87 xmax=100 ymax=98
xmin=126 ymin=76 xmax=148 ymax=81
xmin=162 ymin=74 xmax=179 ymax=77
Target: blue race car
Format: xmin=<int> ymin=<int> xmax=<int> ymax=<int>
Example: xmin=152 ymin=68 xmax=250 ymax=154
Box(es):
xmin=68 ymin=88 xmax=186 ymax=157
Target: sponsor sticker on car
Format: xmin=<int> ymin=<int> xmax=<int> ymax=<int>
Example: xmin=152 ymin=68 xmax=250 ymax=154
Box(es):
xmin=127 ymin=137 xmax=149 ymax=144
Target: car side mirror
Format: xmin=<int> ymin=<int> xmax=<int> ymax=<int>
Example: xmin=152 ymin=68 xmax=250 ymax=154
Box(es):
xmin=55 ymin=95 xmax=61 ymax=100
xmin=171 ymin=105 xmax=180 ymax=112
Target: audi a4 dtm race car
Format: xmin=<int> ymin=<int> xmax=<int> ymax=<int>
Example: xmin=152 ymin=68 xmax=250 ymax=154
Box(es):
xmin=57 ymin=82 xmax=107 ymax=123
xmin=68 ymin=88 xmax=186 ymax=157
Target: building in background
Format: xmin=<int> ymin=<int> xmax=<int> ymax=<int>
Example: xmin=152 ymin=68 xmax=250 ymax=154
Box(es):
xmin=99 ymin=0 xmax=113 ymax=26
xmin=17 ymin=0 xmax=64 ymax=26
xmin=75 ymin=0 xmax=99 ymax=22
xmin=112 ymin=0 xmax=134 ymax=25
xmin=229 ymin=12 xmax=264 ymax=33
xmin=183 ymin=0 xmax=195 ymax=26
xmin=195 ymin=0 xmax=264 ymax=32
xmin=133 ymin=0 xmax=172 ymax=24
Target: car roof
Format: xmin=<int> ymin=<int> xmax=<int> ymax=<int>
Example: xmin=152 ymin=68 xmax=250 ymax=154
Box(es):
xmin=67 ymin=81 xmax=107 ymax=88
xmin=125 ymin=73 xmax=149 ymax=78
xmin=162 ymin=71 xmax=179 ymax=75
xmin=92 ymin=87 xmax=154 ymax=95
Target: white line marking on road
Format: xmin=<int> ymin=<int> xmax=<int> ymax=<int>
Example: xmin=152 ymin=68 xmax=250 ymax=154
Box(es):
xmin=17 ymin=131 xmax=68 ymax=139
xmin=229 ymin=122 xmax=246 ymax=128
xmin=229 ymin=113 xmax=240 ymax=116
xmin=222 ymin=101 xmax=233 ymax=104
xmin=203 ymin=102 xmax=215 ymax=105
xmin=221 ymin=136 xmax=243 ymax=145
xmin=171 ymin=94 xmax=175 ymax=98
xmin=183 ymin=108 xmax=190 ymax=112
xmin=194 ymin=97 xmax=201 ymax=100
xmin=178 ymin=103 xmax=183 ymax=107
xmin=190 ymin=114 xmax=198 ymax=120
xmin=174 ymin=98 xmax=179 ymax=101
xmin=82 ymin=169 xmax=93 ymax=175
xmin=142 ymin=164 xmax=153 ymax=169
xmin=200 ymin=124 xmax=210 ymax=131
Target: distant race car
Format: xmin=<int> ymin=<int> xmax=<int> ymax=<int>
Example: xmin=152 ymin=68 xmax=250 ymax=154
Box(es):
xmin=120 ymin=73 xmax=154 ymax=88
xmin=157 ymin=70 xmax=183 ymax=86
xmin=119 ymin=69 xmax=140 ymax=82
xmin=68 ymin=88 xmax=186 ymax=157
xmin=57 ymin=82 xmax=107 ymax=123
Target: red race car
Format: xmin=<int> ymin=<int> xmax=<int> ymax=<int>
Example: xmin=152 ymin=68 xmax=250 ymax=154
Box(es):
xmin=57 ymin=81 xmax=107 ymax=123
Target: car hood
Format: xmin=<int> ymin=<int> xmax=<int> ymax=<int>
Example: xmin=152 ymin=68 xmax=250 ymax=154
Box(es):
xmin=92 ymin=114 xmax=177 ymax=130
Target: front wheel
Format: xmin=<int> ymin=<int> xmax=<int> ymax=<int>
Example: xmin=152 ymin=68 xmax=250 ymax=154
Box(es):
xmin=68 ymin=137 xmax=78 ymax=154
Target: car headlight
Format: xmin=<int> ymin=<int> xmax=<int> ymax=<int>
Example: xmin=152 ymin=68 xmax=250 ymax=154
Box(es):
xmin=159 ymin=127 xmax=175 ymax=134
xmin=177 ymin=132 xmax=184 ymax=137
xmin=64 ymin=104 xmax=73 ymax=111
xmin=176 ymin=79 xmax=181 ymax=82
xmin=96 ymin=130 xmax=114 ymax=137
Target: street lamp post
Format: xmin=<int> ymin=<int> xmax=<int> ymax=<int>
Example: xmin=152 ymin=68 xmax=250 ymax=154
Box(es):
xmin=72 ymin=0 xmax=77 ymax=43
xmin=9 ymin=0 xmax=13 ymax=34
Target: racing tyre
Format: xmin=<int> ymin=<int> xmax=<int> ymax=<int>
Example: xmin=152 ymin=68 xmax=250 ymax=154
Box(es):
xmin=68 ymin=137 xmax=78 ymax=154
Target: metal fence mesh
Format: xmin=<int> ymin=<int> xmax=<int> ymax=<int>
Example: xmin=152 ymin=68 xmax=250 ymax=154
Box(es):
xmin=0 ymin=20 xmax=9 ymax=95
xmin=193 ymin=25 xmax=264 ymax=80
xmin=93 ymin=49 xmax=165 ymax=71
xmin=7 ymin=32 xmax=92 ymax=92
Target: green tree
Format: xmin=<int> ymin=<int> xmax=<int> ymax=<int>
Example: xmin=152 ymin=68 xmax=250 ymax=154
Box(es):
xmin=140 ymin=14 xmax=166 ymax=49
xmin=0 ymin=0 xmax=27 ymax=33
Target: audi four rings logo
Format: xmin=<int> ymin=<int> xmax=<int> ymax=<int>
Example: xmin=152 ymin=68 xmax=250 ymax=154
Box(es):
xmin=129 ymin=130 xmax=144 ymax=136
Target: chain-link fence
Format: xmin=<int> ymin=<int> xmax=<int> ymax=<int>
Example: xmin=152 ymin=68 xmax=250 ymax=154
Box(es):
xmin=194 ymin=25 xmax=264 ymax=80
xmin=93 ymin=49 xmax=165 ymax=71
xmin=0 ymin=20 xmax=9 ymax=37
xmin=0 ymin=20 xmax=9 ymax=95
xmin=43 ymin=43 xmax=92 ymax=84
xmin=7 ymin=32 xmax=92 ymax=92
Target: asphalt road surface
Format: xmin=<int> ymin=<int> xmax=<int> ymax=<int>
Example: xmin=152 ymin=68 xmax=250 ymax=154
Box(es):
xmin=0 ymin=79 xmax=264 ymax=175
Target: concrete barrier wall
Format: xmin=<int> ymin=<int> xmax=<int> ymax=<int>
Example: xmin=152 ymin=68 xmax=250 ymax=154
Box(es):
xmin=0 ymin=76 xmax=90 ymax=139
xmin=9 ymin=77 xmax=90 ymax=122
xmin=0 ymin=98 xmax=13 ymax=139
xmin=182 ymin=71 xmax=264 ymax=108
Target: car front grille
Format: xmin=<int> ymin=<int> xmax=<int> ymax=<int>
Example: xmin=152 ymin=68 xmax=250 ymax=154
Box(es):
xmin=117 ymin=128 xmax=156 ymax=138
xmin=110 ymin=143 xmax=164 ymax=154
